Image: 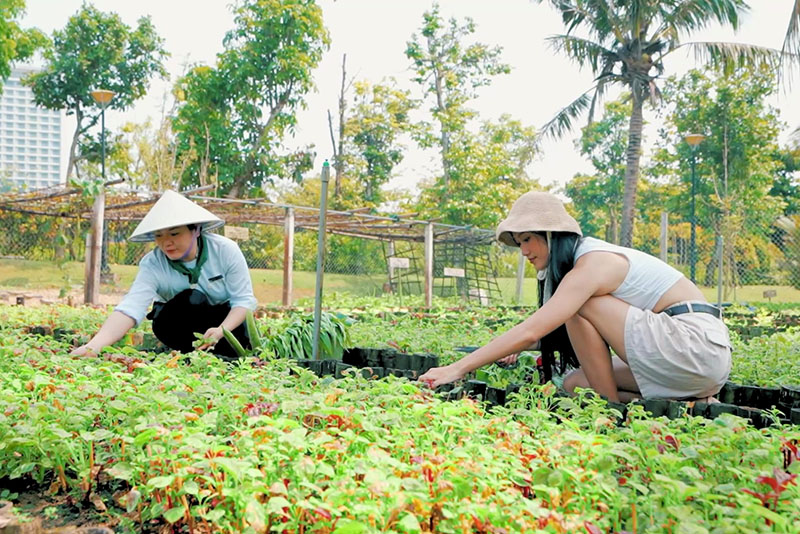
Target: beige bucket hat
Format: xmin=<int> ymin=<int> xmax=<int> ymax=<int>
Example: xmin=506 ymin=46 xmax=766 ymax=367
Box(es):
xmin=129 ymin=190 xmax=224 ymax=242
xmin=496 ymin=191 xmax=582 ymax=247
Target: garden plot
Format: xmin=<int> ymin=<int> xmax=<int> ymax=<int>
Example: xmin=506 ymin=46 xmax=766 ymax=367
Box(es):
xmin=1 ymin=303 xmax=799 ymax=533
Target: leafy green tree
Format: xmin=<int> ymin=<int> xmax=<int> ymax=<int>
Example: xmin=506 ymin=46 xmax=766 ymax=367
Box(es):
xmin=24 ymin=4 xmax=168 ymax=180
xmin=173 ymin=65 xmax=240 ymax=190
xmin=776 ymin=214 xmax=800 ymax=288
xmin=535 ymin=0 xmax=784 ymax=248
xmin=80 ymin=112 xmax=192 ymax=191
xmin=416 ymin=115 xmax=538 ymax=228
xmin=770 ymin=146 xmax=800 ymax=216
xmin=565 ymin=99 xmax=630 ymax=243
xmin=173 ymin=0 xmax=329 ymax=197
xmin=0 ymin=0 xmax=48 ymax=90
xmin=342 ymin=80 xmax=417 ymax=205
xmin=406 ymin=3 xmax=509 ymax=192
xmin=657 ymin=65 xmax=784 ymax=291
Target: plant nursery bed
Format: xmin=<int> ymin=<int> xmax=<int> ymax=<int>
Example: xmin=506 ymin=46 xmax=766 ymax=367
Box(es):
xmin=3 ymin=302 xmax=800 ymax=532
xmin=293 ymin=346 xmax=439 ymax=380
xmin=294 ymin=353 xmax=800 ymax=429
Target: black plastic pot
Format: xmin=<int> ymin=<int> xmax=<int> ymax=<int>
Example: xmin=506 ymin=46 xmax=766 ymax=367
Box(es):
xmin=406 ymin=354 xmax=426 ymax=372
xmin=718 ymin=382 xmax=739 ymax=405
xmin=606 ymin=401 xmax=628 ymax=422
xmin=437 ymin=383 xmax=463 ymax=401
xmin=28 ymin=325 xmax=53 ymax=336
xmin=364 ymin=348 xmax=383 ymax=368
xmin=334 ymin=362 xmax=354 ymax=378
xmin=777 ymin=403 xmax=794 ymax=419
xmin=360 ymin=366 xmax=385 ymax=379
xmin=307 ymin=360 xmax=323 ymax=375
xmin=691 ymin=402 xmax=710 ymax=418
xmin=792 ymin=407 xmax=800 ymax=426
xmin=734 ymin=385 xmax=760 ymax=407
xmin=342 ymin=348 xmax=365 ymax=367
xmin=394 ymin=352 xmax=411 ymax=370
xmin=324 ymin=360 xmax=338 ymax=376
xmin=465 ymin=380 xmax=487 ymax=400
xmin=643 ymin=399 xmax=669 ymax=418
xmin=743 ymin=408 xmax=769 ymax=429
xmin=665 ymin=401 xmax=684 ymax=419
xmin=485 ymin=386 xmax=506 ymax=406
xmin=383 ymin=368 xmax=404 ymax=378
xmin=420 ymin=354 xmax=439 ymax=374
xmin=755 ymin=387 xmax=781 ymax=410
xmin=380 ymin=349 xmax=398 ymax=369
xmin=506 ymin=383 xmax=522 ymax=397
xmin=707 ymin=403 xmax=739 ymax=419
xmin=780 ymin=385 xmax=800 ymax=407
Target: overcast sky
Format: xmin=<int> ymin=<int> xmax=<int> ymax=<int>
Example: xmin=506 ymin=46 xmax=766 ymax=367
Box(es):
xmin=19 ymin=0 xmax=800 ymax=195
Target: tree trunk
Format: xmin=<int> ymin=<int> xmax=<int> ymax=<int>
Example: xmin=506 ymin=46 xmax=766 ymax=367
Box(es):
xmin=620 ymin=92 xmax=644 ymax=248
xmin=608 ymin=208 xmax=619 ymax=244
xmin=66 ymin=104 xmax=83 ymax=180
xmin=433 ymin=63 xmax=451 ymax=190
xmin=335 ymin=54 xmax=347 ymax=197
xmin=704 ymin=257 xmax=716 ymax=286
xmin=327 ymin=108 xmax=338 ymax=188
xmin=230 ymin=94 xmax=290 ymax=197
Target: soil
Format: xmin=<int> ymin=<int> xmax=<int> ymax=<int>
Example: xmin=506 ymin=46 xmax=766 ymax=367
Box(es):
xmin=0 ymin=285 xmax=312 ymax=309
xmin=0 ymin=287 xmax=125 ymax=308
xmin=0 ymin=478 xmax=116 ymax=533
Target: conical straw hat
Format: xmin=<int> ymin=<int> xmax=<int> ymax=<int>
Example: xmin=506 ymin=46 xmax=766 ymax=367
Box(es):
xmin=129 ymin=190 xmax=224 ymax=242
xmin=495 ymin=191 xmax=582 ymax=247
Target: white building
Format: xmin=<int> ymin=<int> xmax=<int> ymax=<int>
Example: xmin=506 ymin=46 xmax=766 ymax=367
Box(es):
xmin=0 ymin=67 xmax=62 ymax=189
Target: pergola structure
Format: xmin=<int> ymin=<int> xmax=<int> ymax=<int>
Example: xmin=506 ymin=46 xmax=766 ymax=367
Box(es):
xmin=0 ymin=183 xmax=516 ymax=306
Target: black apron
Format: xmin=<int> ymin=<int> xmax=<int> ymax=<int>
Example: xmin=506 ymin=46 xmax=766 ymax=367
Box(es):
xmin=146 ymin=288 xmax=250 ymax=360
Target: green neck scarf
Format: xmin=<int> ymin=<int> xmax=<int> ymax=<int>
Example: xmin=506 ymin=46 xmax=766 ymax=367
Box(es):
xmin=166 ymin=234 xmax=208 ymax=284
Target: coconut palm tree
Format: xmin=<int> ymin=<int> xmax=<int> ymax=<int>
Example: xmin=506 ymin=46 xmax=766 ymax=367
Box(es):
xmin=537 ymin=0 xmax=786 ymax=247
xmin=783 ymin=0 xmax=800 ymax=59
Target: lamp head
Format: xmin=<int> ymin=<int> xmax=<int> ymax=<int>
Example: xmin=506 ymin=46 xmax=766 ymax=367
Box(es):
xmin=685 ymin=133 xmax=705 ymax=147
xmin=90 ymin=89 xmax=115 ymax=108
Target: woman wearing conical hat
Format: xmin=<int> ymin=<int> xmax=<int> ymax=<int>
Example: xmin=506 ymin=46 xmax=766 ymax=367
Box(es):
xmin=420 ymin=191 xmax=732 ymax=402
xmin=72 ymin=191 xmax=257 ymax=359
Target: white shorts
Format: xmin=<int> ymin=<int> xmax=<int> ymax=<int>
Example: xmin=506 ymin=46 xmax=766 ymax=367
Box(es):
xmin=624 ymin=302 xmax=732 ymax=399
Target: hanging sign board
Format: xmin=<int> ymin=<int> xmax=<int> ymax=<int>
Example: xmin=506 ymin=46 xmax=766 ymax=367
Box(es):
xmin=389 ymin=257 xmax=410 ymax=269
xmin=224 ymin=226 xmax=249 ymax=241
xmin=444 ymin=267 xmax=465 ymax=278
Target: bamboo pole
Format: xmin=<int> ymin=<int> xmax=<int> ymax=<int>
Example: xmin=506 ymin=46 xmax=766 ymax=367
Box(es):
xmin=84 ymin=191 xmax=104 ymax=304
xmin=282 ymin=207 xmax=295 ymax=307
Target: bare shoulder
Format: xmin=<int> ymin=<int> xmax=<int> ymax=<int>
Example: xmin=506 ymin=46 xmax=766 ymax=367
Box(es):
xmin=575 ymin=249 xmax=628 ymax=269
xmin=570 ymin=251 xmax=629 ymax=293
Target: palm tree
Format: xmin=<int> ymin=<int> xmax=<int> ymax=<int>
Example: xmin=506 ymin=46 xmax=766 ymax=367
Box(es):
xmin=536 ymin=0 xmax=785 ymax=247
xmin=783 ymin=0 xmax=800 ymax=59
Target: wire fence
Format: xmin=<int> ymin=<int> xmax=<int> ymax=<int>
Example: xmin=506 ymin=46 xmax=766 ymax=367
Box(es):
xmin=1 ymin=208 xmax=798 ymax=306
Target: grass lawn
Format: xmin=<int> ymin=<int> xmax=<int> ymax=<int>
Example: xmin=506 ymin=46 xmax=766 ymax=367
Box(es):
xmin=2 ymin=258 xmax=799 ymax=306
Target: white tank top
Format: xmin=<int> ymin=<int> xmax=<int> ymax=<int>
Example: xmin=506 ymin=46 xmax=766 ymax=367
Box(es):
xmin=574 ymin=237 xmax=684 ymax=310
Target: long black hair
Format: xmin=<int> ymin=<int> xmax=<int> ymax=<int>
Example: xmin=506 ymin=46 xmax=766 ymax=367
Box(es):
xmin=536 ymin=231 xmax=582 ymax=383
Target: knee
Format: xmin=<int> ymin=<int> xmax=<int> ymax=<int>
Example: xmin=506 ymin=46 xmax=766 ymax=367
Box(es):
xmin=563 ymin=369 xmax=589 ymax=394
xmin=576 ymin=295 xmax=605 ymax=319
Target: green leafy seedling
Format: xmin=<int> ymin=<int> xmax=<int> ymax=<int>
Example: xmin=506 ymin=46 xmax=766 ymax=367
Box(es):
xmin=222 ymin=327 xmax=249 ymax=358
xmin=192 ymin=332 xmax=218 ymax=350
xmin=245 ymin=310 xmax=263 ymax=350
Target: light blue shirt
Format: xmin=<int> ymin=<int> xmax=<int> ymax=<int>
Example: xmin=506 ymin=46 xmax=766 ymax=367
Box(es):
xmin=115 ymin=233 xmax=257 ymax=325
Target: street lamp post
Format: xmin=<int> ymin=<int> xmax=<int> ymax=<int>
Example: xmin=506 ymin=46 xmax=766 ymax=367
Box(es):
xmin=91 ymin=89 xmax=115 ymax=279
xmin=685 ymin=133 xmax=705 ymax=284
